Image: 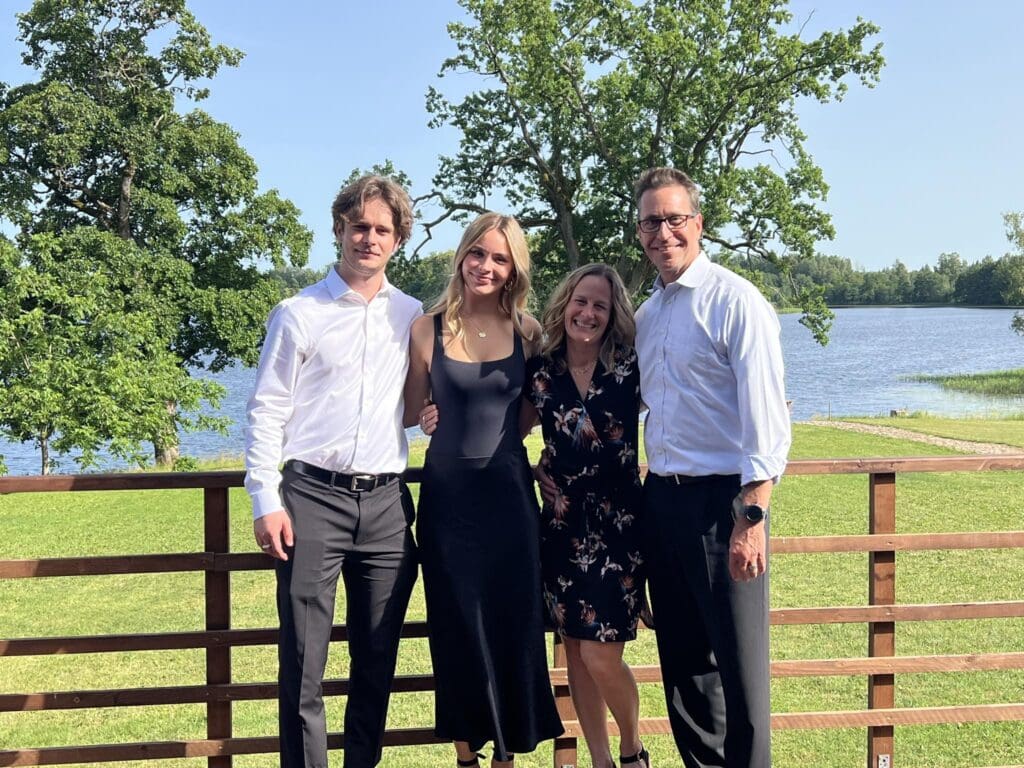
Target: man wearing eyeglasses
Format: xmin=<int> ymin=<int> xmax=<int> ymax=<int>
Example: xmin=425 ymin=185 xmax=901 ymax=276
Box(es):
xmin=633 ymin=166 xmax=790 ymax=768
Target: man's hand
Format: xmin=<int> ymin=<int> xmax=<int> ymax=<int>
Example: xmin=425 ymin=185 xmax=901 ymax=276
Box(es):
xmin=728 ymin=516 xmax=766 ymax=582
xmin=418 ymin=400 xmax=439 ymax=436
xmin=254 ymin=509 xmax=294 ymax=561
xmin=533 ymin=449 xmax=558 ymax=506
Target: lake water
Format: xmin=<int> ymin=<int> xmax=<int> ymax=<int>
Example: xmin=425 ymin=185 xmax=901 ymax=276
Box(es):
xmin=2 ymin=307 xmax=1022 ymax=475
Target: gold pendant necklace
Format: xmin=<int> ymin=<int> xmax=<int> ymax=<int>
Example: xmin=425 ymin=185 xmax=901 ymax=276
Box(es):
xmin=462 ymin=314 xmax=489 ymax=338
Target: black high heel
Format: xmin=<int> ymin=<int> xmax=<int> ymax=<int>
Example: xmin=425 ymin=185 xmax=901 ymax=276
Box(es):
xmin=620 ymin=744 xmax=651 ymax=768
xmin=457 ymin=753 xmax=484 ymax=767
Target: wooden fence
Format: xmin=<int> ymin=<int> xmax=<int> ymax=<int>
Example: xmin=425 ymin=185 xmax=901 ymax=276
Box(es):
xmin=2 ymin=455 xmax=1024 ymax=768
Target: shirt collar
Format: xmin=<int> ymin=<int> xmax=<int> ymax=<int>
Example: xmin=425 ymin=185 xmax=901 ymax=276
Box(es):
xmin=651 ymin=250 xmax=711 ymax=293
xmin=325 ymin=265 xmax=394 ymax=301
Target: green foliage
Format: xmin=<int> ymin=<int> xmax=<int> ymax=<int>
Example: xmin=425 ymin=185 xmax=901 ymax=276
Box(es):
xmin=265 ymin=263 xmax=329 ymax=297
xmin=426 ymin=0 xmax=884 ymax=340
xmin=392 ymin=249 xmax=453 ymax=306
xmin=0 ymin=0 xmax=312 ymax=467
xmin=171 ymin=455 xmax=200 ymax=472
xmin=909 ymin=369 xmax=1024 ymax=397
xmin=0 ymin=229 xmax=227 ymax=474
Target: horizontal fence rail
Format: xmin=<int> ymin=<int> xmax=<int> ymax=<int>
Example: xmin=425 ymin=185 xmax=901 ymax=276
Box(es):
xmin=2 ymin=455 xmax=1024 ymax=768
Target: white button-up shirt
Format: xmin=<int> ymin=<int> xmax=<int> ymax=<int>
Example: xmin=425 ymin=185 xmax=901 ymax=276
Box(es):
xmin=636 ymin=252 xmax=790 ymax=485
xmin=244 ymin=267 xmax=422 ymax=519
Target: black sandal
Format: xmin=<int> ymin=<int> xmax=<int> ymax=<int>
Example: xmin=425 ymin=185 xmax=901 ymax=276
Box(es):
xmin=457 ymin=754 xmax=484 ymax=767
xmin=620 ymin=744 xmax=650 ymax=768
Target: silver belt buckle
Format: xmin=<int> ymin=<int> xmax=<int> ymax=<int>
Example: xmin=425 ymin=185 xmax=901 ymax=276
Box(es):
xmin=350 ymin=474 xmax=375 ymax=492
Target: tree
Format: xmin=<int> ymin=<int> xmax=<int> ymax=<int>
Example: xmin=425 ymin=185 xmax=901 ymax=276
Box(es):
xmin=0 ymin=0 xmax=312 ymax=466
xmin=423 ymin=0 xmax=883 ymax=343
xmin=267 ymin=264 xmax=330 ymax=297
xmin=935 ymin=251 xmax=966 ymax=286
xmin=1000 ymin=212 xmax=1024 ymax=336
xmin=910 ymin=265 xmax=950 ymax=304
xmin=954 ymin=257 xmax=1001 ymax=306
xmin=0 ymin=229 xmax=226 ymax=474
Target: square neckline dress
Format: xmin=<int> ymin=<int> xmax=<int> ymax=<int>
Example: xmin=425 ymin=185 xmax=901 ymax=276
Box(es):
xmin=416 ymin=313 xmax=563 ymax=760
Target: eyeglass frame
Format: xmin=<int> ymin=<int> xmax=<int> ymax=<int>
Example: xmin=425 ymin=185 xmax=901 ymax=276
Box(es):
xmin=637 ymin=212 xmax=701 ymax=234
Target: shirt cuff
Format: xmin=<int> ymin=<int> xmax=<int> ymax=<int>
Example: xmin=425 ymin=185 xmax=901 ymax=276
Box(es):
xmin=251 ymin=489 xmax=285 ymax=520
xmin=741 ymin=454 xmax=787 ymax=486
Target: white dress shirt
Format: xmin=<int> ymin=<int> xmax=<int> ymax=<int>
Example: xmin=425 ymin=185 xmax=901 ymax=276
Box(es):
xmin=244 ymin=267 xmax=422 ymax=519
xmin=636 ymin=251 xmax=791 ymax=485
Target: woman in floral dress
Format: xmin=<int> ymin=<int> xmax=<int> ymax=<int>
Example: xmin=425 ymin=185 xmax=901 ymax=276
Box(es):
xmin=523 ymin=263 xmax=651 ymax=768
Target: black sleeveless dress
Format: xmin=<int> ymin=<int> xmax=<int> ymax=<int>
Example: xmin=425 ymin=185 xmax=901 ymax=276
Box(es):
xmin=417 ymin=314 xmax=563 ymax=760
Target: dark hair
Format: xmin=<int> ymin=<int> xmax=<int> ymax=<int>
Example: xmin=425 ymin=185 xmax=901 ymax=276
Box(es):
xmin=633 ymin=167 xmax=701 ymax=214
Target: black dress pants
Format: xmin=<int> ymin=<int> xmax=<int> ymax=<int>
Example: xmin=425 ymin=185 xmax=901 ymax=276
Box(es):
xmin=643 ymin=473 xmax=771 ymax=768
xmin=277 ymin=465 xmax=418 ymax=768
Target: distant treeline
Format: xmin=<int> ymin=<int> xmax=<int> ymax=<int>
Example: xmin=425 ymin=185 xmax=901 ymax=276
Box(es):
xmin=741 ymin=251 xmax=1024 ymax=308
xmin=266 ymin=249 xmax=1024 ymax=314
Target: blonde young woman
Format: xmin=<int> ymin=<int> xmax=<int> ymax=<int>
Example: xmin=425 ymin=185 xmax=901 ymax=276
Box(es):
xmin=522 ymin=264 xmax=651 ymax=768
xmin=404 ymin=212 xmax=563 ymax=768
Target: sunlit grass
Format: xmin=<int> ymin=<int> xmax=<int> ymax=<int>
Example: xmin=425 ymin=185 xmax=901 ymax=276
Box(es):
xmin=841 ymin=414 xmax=1024 ymax=448
xmin=2 ymin=426 xmax=1023 ymax=767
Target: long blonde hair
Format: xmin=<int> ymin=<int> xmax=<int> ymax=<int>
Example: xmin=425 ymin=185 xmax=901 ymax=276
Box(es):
xmin=429 ymin=212 xmax=535 ymax=343
xmin=541 ymin=263 xmax=635 ymax=372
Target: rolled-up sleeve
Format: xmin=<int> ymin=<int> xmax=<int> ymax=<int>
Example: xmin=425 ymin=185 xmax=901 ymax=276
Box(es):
xmin=244 ymin=305 xmax=307 ymax=519
xmin=729 ymin=294 xmax=791 ymax=486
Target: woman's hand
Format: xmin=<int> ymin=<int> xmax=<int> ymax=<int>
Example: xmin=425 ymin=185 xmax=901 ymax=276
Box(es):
xmin=418 ymin=400 xmax=439 ymax=435
xmin=533 ymin=447 xmax=558 ymax=504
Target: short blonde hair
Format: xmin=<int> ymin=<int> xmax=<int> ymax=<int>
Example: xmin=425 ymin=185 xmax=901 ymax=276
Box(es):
xmin=541 ymin=263 xmax=635 ymax=372
xmin=331 ymin=175 xmax=413 ymax=245
xmin=429 ymin=212 xmax=535 ymax=343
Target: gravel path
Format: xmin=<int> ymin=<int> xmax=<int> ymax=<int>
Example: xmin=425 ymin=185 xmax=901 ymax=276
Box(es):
xmin=802 ymin=420 xmax=1021 ymax=455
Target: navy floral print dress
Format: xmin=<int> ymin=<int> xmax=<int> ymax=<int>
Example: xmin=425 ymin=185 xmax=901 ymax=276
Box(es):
xmin=525 ymin=345 xmax=648 ymax=642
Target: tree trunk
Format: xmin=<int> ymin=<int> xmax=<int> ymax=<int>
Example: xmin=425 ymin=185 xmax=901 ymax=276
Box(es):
xmin=118 ymin=160 xmax=136 ymax=240
xmin=153 ymin=400 xmax=180 ymax=467
xmin=542 ymin=185 xmax=581 ymax=270
xmin=39 ymin=429 xmax=51 ymax=475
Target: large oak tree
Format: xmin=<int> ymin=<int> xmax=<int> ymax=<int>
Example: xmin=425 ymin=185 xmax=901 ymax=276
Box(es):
xmin=423 ymin=0 xmax=884 ymax=342
xmin=0 ymin=0 xmax=311 ymax=469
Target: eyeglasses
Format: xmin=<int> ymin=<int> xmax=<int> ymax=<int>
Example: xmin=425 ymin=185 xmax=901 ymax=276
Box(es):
xmin=638 ymin=213 xmax=700 ymax=233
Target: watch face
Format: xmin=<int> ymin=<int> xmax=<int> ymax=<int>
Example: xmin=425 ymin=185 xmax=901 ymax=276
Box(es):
xmin=731 ymin=495 xmax=766 ymax=523
xmin=744 ymin=504 xmax=765 ymax=523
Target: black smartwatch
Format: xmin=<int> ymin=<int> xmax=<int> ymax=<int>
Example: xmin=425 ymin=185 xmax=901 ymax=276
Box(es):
xmin=731 ymin=495 xmax=767 ymax=524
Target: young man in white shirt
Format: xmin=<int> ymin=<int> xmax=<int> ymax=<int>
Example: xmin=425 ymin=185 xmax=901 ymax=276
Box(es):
xmin=633 ymin=166 xmax=791 ymax=768
xmin=244 ymin=175 xmax=422 ymax=768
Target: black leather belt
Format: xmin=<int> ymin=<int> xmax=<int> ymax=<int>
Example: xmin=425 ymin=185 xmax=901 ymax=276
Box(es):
xmin=285 ymin=460 xmax=399 ymax=492
xmin=652 ymin=472 xmax=738 ymax=486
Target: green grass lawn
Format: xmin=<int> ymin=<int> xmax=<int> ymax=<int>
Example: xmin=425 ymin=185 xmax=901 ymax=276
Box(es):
xmin=1 ymin=423 xmax=1023 ymax=767
xmin=909 ymin=368 xmax=1024 ymax=396
xmin=841 ymin=414 xmax=1024 ymax=449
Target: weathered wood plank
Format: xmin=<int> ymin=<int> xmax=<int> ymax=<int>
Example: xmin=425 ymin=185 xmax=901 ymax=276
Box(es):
xmin=0 ymin=674 xmax=439 ymax=712
xmin=773 ymin=531 xmax=1024 ymax=553
xmin=771 ymin=601 xmax=1024 ymax=625
xmin=0 ymin=622 xmax=432 ymax=656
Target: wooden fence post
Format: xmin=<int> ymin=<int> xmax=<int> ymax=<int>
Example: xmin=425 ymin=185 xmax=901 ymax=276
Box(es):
xmin=867 ymin=472 xmax=896 ymax=768
xmin=552 ymin=633 xmax=578 ymax=768
xmin=204 ymin=487 xmax=232 ymax=768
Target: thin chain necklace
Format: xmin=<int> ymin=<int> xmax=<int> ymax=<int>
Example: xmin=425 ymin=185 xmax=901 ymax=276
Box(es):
xmin=462 ymin=313 xmax=490 ymax=339
xmin=568 ymin=358 xmax=597 ymax=376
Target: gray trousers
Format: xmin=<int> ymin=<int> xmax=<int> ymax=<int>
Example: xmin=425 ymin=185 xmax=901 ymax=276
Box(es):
xmin=643 ymin=473 xmax=771 ymax=768
xmin=277 ymin=465 xmax=418 ymax=768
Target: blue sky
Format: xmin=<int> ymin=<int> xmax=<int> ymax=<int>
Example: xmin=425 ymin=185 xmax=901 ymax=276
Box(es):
xmin=1 ymin=1 xmax=1022 ymax=272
